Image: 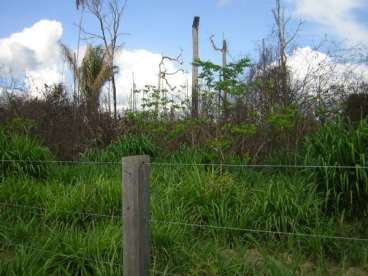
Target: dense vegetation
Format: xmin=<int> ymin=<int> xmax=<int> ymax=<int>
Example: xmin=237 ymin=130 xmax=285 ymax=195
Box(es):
xmin=0 ymin=118 xmax=368 ymax=275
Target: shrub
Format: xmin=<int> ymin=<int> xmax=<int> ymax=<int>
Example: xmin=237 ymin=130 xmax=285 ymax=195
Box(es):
xmin=344 ymin=93 xmax=368 ymax=122
xmin=304 ymin=120 xmax=368 ymax=217
xmin=82 ymin=134 xmax=158 ymax=162
xmin=0 ymin=129 xmax=54 ymax=177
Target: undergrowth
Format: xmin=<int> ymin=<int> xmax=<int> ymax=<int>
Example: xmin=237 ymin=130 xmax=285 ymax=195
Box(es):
xmin=1 ymin=120 xmax=368 ymax=275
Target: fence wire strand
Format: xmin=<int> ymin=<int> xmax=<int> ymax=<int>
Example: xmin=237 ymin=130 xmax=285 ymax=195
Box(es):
xmin=0 ymin=159 xmax=120 ymax=165
xmin=2 ymin=202 xmax=368 ymax=243
xmin=149 ymin=162 xmax=368 ymax=170
xmin=2 ymin=158 xmax=368 ymax=274
xmin=151 ymin=219 xmax=368 ymax=242
xmin=0 ymin=202 xmax=120 ymax=220
xmin=1 ymin=159 xmax=368 ymax=169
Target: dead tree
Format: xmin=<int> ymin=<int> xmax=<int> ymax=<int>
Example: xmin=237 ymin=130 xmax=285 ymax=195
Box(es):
xmin=210 ymin=34 xmax=228 ymax=119
xmin=82 ymin=0 xmax=127 ymax=120
xmin=192 ymin=16 xmax=200 ymax=119
xmin=157 ymin=53 xmax=184 ymax=116
xmin=272 ymin=0 xmax=302 ymax=107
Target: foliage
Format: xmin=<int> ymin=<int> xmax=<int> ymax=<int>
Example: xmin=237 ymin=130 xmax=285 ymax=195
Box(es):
xmin=0 ymin=128 xmax=54 ymax=178
xmin=82 ymin=134 xmax=158 ymax=162
xmin=61 ymin=44 xmax=115 ymax=120
xmin=1 ymin=161 xmax=367 ymax=275
xmin=196 ymin=58 xmax=251 ymax=96
xmin=224 ymin=122 xmax=257 ymax=136
xmin=304 ymin=119 xmax=368 ymax=218
xmin=3 ymin=117 xmax=37 ymax=136
xmin=140 ymin=85 xmax=189 ymax=119
xmin=344 ymin=93 xmax=368 ymax=122
xmin=267 ymin=107 xmax=296 ymax=130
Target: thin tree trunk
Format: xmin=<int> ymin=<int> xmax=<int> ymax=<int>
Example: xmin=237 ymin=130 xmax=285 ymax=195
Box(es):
xmin=192 ymin=16 xmax=200 ymax=119
xmin=222 ymin=39 xmax=228 ymax=120
xmin=111 ymin=74 xmax=117 ymax=120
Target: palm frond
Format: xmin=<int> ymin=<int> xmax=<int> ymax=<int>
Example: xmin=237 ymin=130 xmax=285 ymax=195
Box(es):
xmin=59 ymin=42 xmax=80 ymax=81
xmin=92 ymin=64 xmax=114 ymax=93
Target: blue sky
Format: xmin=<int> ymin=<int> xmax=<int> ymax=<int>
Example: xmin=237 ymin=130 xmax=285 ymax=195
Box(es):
xmin=0 ymin=0 xmax=336 ymax=64
xmin=1 ymin=0 xmax=367 ymax=63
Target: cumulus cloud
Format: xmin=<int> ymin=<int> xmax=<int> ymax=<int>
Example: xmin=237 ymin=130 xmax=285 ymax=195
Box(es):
xmin=0 ymin=20 xmax=189 ymax=108
xmin=287 ymin=47 xmax=368 ymax=94
xmin=291 ymin=0 xmax=368 ymax=46
xmin=114 ymin=49 xmax=189 ymax=109
xmin=0 ymin=20 xmax=64 ymax=95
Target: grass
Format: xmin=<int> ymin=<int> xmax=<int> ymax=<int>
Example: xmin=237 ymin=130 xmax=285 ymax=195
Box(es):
xmin=1 ymin=163 xmax=368 ymax=275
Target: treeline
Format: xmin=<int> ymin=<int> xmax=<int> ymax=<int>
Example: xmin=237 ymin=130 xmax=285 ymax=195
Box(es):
xmin=0 ymin=0 xmax=367 ymax=162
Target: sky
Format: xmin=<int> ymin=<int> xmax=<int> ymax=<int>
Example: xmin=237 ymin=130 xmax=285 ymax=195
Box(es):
xmin=0 ymin=0 xmax=367 ymax=107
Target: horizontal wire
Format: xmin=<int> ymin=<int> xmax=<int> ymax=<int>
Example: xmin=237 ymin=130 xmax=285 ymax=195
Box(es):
xmin=151 ymin=269 xmax=180 ymax=276
xmin=1 ymin=159 xmax=367 ymax=170
xmin=0 ymin=202 xmax=120 ymax=220
xmin=3 ymin=202 xmax=368 ymax=242
xmin=1 ymin=240 xmax=122 ymax=267
xmin=149 ymin=162 xmax=368 ymax=170
xmin=151 ymin=219 xmax=368 ymax=242
xmin=0 ymin=159 xmax=120 ymax=165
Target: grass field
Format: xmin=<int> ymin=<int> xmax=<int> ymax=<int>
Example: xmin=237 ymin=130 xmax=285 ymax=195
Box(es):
xmin=1 ymin=162 xmax=368 ymax=275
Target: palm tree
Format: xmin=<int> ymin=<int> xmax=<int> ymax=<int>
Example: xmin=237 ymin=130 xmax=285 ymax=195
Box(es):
xmin=80 ymin=46 xmax=115 ymax=120
xmin=60 ymin=43 xmax=115 ymax=121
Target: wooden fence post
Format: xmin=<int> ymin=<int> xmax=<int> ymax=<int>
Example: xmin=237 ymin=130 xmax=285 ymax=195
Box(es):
xmin=122 ymin=155 xmax=150 ymax=276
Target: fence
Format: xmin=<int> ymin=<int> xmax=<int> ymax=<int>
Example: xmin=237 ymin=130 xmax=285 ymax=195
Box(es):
xmin=1 ymin=156 xmax=368 ymax=275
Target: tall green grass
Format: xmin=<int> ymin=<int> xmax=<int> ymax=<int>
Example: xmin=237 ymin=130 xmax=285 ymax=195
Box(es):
xmin=0 ymin=129 xmax=53 ymax=178
xmin=304 ymin=119 xmax=368 ymax=218
xmin=1 ymin=122 xmax=368 ymax=274
xmin=1 ymin=162 xmax=367 ymax=275
xmin=82 ymin=134 xmax=158 ymax=162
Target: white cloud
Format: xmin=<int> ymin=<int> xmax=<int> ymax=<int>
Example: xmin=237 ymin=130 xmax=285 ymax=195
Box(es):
xmin=114 ymin=49 xmax=190 ymax=109
xmin=291 ymin=0 xmax=368 ymax=46
xmin=287 ymin=47 xmax=368 ymax=94
xmin=0 ymin=20 xmax=190 ymax=108
xmin=0 ymin=20 xmax=65 ymax=96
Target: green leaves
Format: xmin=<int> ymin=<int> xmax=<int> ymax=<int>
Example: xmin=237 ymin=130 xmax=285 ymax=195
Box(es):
xmin=304 ymin=119 xmax=368 ymax=217
xmin=267 ymin=107 xmax=296 ymax=130
xmin=224 ymin=123 xmax=257 ymax=136
xmin=82 ymin=134 xmax=158 ymax=162
xmin=196 ymin=57 xmax=251 ymax=96
xmin=0 ymin=128 xmax=54 ymax=178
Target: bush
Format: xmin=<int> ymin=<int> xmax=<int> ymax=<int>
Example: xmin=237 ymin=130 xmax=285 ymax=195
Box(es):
xmin=344 ymin=93 xmax=368 ymax=122
xmin=304 ymin=120 xmax=368 ymax=217
xmin=0 ymin=129 xmax=54 ymax=177
xmin=82 ymin=134 xmax=158 ymax=162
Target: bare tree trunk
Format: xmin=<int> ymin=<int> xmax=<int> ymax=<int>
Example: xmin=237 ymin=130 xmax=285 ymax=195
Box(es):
xmin=82 ymin=0 xmax=127 ymax=121
xmin=222 ymin=39 xmax=228 ymax=119
xmin=210 ymin=35 xmax=228 ymax=120
xmin=192 ymin=16 xmax=200 ymax=119
xmin=275 ymin=0 xmax=287 ymax=106
xmin=111 ymin=74 xmax=117 ymax=119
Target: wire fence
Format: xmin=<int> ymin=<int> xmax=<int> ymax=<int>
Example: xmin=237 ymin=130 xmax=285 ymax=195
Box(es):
xmin=1 ymin=159 xmax=368 ymax=169
xmin=1 ymin=158 xmax=368 ymax=274
xmin=1 ymin=201 xmax=368 ymax=242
